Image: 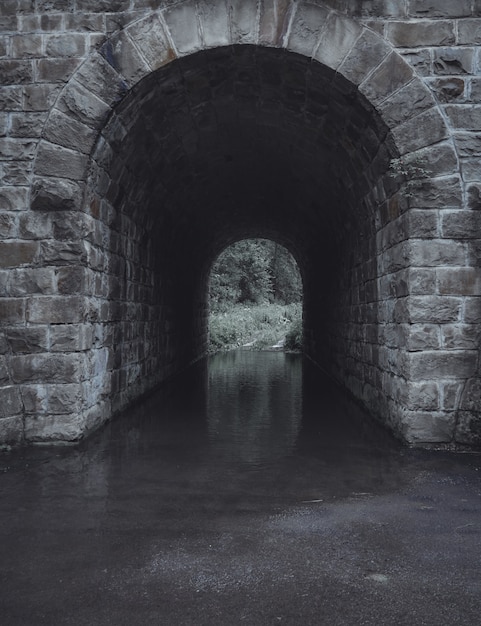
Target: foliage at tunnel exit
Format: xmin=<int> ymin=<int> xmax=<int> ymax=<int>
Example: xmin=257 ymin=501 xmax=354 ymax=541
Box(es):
xmin=208 ymin=240 xmax=303 ymax=352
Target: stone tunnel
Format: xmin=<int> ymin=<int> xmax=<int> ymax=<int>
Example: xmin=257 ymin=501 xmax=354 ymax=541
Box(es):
xmin=1 ymin=0 xmax=480 ymax=447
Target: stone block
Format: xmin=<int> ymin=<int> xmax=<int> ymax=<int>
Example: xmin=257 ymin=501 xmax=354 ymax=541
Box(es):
xmin=6 ymin=327 xmax=49 ymax=353
xmin=387 ymin=20 xmax=455 ymax=47
xmin=339 ymin=28 xmax=392 ymax=87
xmin=360 ymin=51 xmax=414 ymax=106
xmin=31 ymin=176 xmax=84 ymax=212
xmin=401 ymin=48 xmax=432 ymax=77
xmin=403 ymin=323 xmax=440 ymax=351
xmin=50 ymin=324 xmax=93 ymax=352
xmin=100 ymin=30 xmax=150 ymax=86
xmin=410 ymin=239 xmax=467 ymax=267
xmin=401 ymin=381 xmax=440 ymax=411
xmin=163 ymin=1 xmax=202 ymax=57
xmin=407 ymin=295 xmax=462 ymax=323
xmin=198 ymin=0 xmax=230 ymax=48
xmin=27 ymin=295 xmax=85 ymax=324
xmin=441 ymin=324 xmax=480 ymax=349
xmin=437 ymin=267 xmax=481 ymax=296
xmin=392 ymin=107 xmax=448 ymax=155
xmin=57 ymin=79 xmax=111 ymax=129
xmin=0 ymin=415 xmax=23 ymax=445
xmin=9 ymin=268 xmax=56 ymax=297
xmin=457 ymin=19 xmax=481 ymax=45
xmin=0 ymin=212 xmax=18 ymax=238
xmin=441 ymin=211 xmax=481 ymax=239
xmin=43 ymin=109 xmax=97 ymax=155
xmin=428 ymin=78 xmax=465 ymax=103
xmin=125 ymin=14 xmax=175 ymax=71
xmin=10 ymin=352 xmax=86 ymax=385
xmin=407 ymin=210 xmax=439 ymax=238
xmin=35 ymin=141 xmax=88 ymax=181
xmin=0 ymin=298 xmax=26 ymax=323
xmin=460 ymin=158 xmax=481 ymax=182
xmin=88 ymin=34 xmax=128 ymax=95
xmin=57 ymin=266 xmax=89 ymax=294
xmin=0 ymin=241 xmax=38 ymax=268
xmin=444 ymin=105 xmax=481 ymax=131
xmin=408 ymin=268 xmax=437 ymax=295
xmin=408 ymin=350 xmax=477 ymax=379
xmin=11 ymin=34 xmax=43 ymax=58
xmin=460 ymin=379 xmax=481 ymax=412
xmin=45 ymin=33 xmax=87 ymax=58
xmin=0 ymin=138 xmax=36 ymax=160
xmin=24 ymin=413 xmax=86 ymax=443
xmin=21 ymin=384 xmax=48 ymax=415
xmin=228 ymin=0 xmax=259 ymax=45
xmin=9 ymin=112 xmax=48 ymax=138
xmin=24 ymin=84 xmax=62 ymax=112
xmin=378 ymin=79 xmax=434 ymax=128
xmin=287 ymin=3 xmax=329 ymax=57
xmin=455 ymin=411 xmax=481 ymax=446
xmin=0 ymin=60 xmax=33 ymax=85
xmin=314 ymin=11 xmax=363 ymax=71
xmin=408 ymin=177 xmax=462 ymax=209
xmin=76 ymin=0 xmax=130 ymax=10
xmin=48 ymin=383 xmax=83 ymax=414
xmin=36 ymin=58 xmax=82 ymax=83
xmin=433 ymin=48 xmax=474 ymax=75
xmin=403 ymin=411 xmax=455 ymax=444
xmin=408 ymin=0 xmax=472 ymax=18
xmin=440 ymin=381 xmax=463 ymax=410
xmin=18 ymin=212 xmax=53 ymax=239
xmin=40 ymin=241 xmax=87 ymax=266
xmin=258 ymin=0 xmax=291 ymax=47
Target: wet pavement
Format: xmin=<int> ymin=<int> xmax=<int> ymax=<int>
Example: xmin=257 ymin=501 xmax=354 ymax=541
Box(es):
xmin=1 ymin=351 xmax=481 ymax=625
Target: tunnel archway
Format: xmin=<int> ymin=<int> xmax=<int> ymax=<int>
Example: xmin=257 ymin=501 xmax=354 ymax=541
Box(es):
xmin=84 ymin=43 xmax=401 ymax=429
xmin=25 ymin=2 xmax=473 ymax=446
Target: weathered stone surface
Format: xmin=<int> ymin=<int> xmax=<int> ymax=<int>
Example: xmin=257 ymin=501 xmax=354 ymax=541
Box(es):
xmin=392 ymin=108 xmax=448 ymax=154
xmin=228 ymin=0 xmax=259 ymax=45
xmin=27 ymin=295 xmax=85 ymax=324
xmin=45 ymin=33 xmax=87 ymax=58
xmin=404 ymin=411 xmax=455 ymax=444
xmin=408 ymin=350 xmax=477 ymax=379
xmin=50 ymin=324 xmax=93 ymax=352
xmin=379 ymin=79 xmax=434 ymax=127
xmin=444 ymin=105 xmax=481 ymax=131
xmin=9 ymin=112 xmax=48 ymax=137
xmin=0 ymin=415 xmax=23 ymax=444
xmin=57 ymin=79 xmax=111 ymax=128
xmin=100 ymin=30 xmax=150 ymax=86
xmin=360 ymin=51 xmax=413 ymax=105
xmin=314 ymin=11 xmax=363 ymax=71
xmin=36 ymin=58 xmax=82 ymax=83
xmin=455 ymin=411 xmax=481 ymax=445
xmin=9 ymin=268 xmax=56 ymax=296
xmin=6 ymin=327 xmax=48 ymax=353
xmin=24 ymin=413 xmax=87 ymax=442
xmin=441 ymin=324 xmax=480 ymax=349
xmin=124 ymin=14 xmax=175 ymax=71
xmin=410 ymin=239 xmax=466 ymax=267
xmin=163 ymin=1 xmax=202 ymax=56
xmin=339 ymin=28 xmax=392 ymax=86
xmin=387 ymin=20 xmax=455 ymax=47
xmin=408 ymin=177 xmax=462 ymax=209
xmin=0 ymin=298 xmax=26 ymax=323
xmin=43 ymin=109 xmax=98 ymax=155
xmin=429 ymin=78 xmax=465 ymax=103
xmin=35 ymin=141 xmax=88 ymax=180
xmin=437 ymin=268 xmax=481 ymax=296
xmin=433 ymin=48 xmax=474 ymax=75
xmin=31 ymin=177 xmax=84 ymax=212
xmin=10 ymin=352 xmax=85 ymax=384
xmin=0 ymin=241 xmax=38 ymax=268
xmin=287 ymin=3 xmax=329 ymax=57
xmin=409 ymin=0 xmax=471 ymax=18
xmin=457 ymin=19 xmax=481 ymax=45
xmin=0 ymin=60 xmax=33 ymax=84
xmin=441 ymin=210 xmax=481 ymax=239
xmin=407 ymin=295 xmax=462 ymax=323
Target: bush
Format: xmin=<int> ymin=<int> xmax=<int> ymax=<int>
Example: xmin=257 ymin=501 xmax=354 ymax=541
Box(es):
xmin=284 ymin=318 xmax=303 ymax=351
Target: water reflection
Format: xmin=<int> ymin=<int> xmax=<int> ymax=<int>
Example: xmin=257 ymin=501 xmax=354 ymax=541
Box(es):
xmin=207 ymin=351 xmax=302 ymax=467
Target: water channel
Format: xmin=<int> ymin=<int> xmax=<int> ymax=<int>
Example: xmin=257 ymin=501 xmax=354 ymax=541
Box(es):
xmin=2 ymin=352 xmax=481 ymax=625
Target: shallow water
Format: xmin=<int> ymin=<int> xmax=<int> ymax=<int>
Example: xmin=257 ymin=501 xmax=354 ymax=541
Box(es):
xmin=2 ymin=351 xmax=481 ymax=626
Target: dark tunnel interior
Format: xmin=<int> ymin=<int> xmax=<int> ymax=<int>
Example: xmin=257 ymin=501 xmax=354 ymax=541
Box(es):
xmin=87 ymin=45 xmax=400 ymax=417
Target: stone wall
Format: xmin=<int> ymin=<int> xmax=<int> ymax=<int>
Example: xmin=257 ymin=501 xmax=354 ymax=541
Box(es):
xmin=0 ymin=0 xmax=480 ymax=447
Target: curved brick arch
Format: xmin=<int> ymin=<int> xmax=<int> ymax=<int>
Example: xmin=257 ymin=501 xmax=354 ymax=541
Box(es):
xmin=31 ymin=0 xmax=458 ymax=211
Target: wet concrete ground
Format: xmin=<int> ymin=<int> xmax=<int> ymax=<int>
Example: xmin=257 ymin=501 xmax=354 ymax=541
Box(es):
xmin=1 ymin=352 xmax=481 ymax=625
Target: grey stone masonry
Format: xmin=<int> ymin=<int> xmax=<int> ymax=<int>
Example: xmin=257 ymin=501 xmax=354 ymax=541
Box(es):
xmin=0 ymin=0 xmax=480 ymax=448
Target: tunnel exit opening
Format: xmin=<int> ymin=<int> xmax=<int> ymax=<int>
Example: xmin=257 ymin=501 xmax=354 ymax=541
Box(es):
xmin=207 ymin=238 xmax=303 ymax=353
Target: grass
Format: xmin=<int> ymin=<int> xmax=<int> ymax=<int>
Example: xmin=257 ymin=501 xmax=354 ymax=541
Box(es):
xmin=208 ymin=302 xmax=302 ymax=353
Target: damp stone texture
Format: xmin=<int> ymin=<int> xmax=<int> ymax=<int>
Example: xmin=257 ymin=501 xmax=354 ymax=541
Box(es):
xmin=0 ymin=0 xmax=480 ymax=447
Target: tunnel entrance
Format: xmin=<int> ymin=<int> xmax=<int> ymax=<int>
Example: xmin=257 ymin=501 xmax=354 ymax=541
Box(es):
xmin=85 ymin=44 xmax=402 ymax=435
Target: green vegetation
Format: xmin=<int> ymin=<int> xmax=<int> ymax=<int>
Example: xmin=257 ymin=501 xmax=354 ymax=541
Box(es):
xmin=208 ymin=239 xmax=303 ymax=353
